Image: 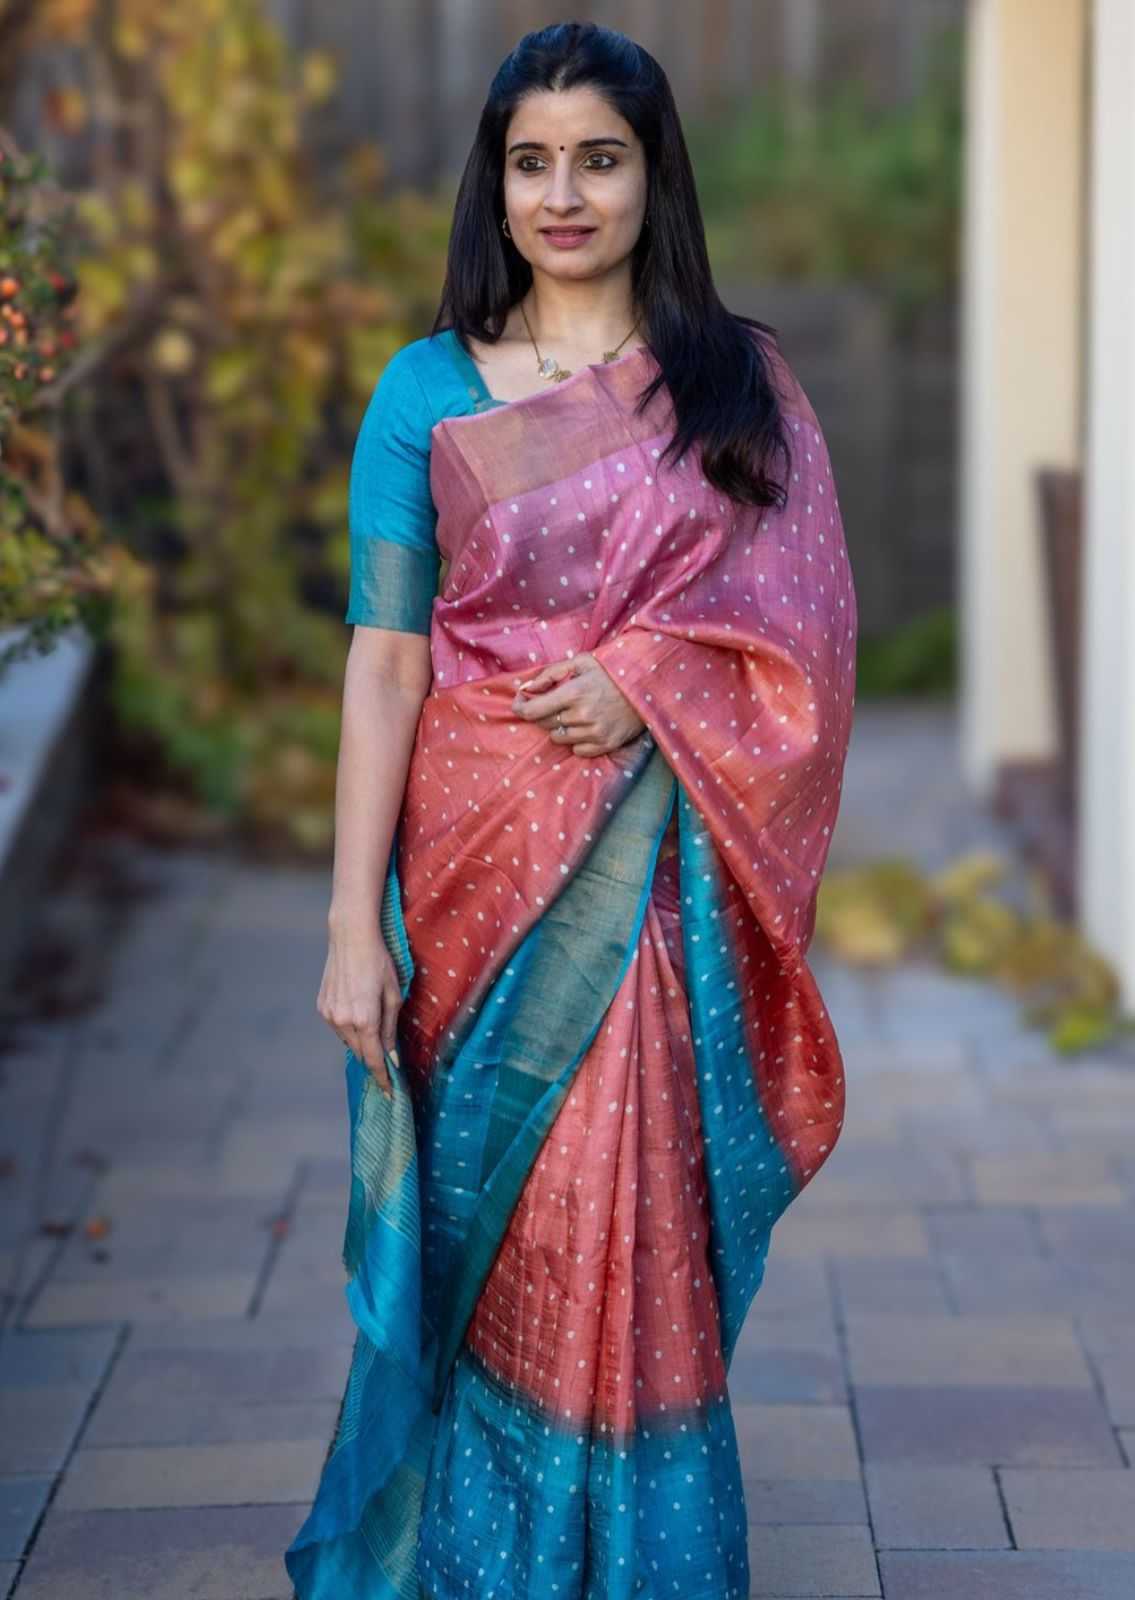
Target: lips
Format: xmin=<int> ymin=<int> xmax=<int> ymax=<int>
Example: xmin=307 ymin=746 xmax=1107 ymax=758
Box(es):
xmin=541 ymin=228 xmax=595 ymax=238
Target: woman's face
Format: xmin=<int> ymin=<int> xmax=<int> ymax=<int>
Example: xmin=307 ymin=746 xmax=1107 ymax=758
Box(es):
xmin=501 ymin=86 xmax=648 ymax=282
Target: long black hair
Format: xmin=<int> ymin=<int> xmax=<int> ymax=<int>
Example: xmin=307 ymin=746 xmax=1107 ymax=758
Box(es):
xmin=431 ymin=20 xmax=791 ymax=510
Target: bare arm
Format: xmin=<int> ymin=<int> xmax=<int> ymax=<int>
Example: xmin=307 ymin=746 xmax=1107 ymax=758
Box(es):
xmin=319 ymin=624 xmax=432 ymax=1095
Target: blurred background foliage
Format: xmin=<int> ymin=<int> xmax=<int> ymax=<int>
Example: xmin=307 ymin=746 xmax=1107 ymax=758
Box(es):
xmin=1 ymin=0 xmax=453 ymax=853
xmin=0 ymin=131 xmax=129 ymax=669
xmin=691 ymin=28 xmax=963 ymax=331
xmin=0 ymin=0 xmax=962 ymax=854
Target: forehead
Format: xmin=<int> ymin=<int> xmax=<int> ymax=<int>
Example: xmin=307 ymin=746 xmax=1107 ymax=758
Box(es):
xmin=505 ymin=85 xmax=636 ymax=145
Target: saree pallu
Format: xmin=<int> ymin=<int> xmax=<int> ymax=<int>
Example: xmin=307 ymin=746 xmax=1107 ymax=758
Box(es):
xmin=285 ymin=333 xmax=857 ymax=1600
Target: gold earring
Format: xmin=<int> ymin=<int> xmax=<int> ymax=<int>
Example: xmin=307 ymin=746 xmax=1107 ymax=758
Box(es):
xmin=502 ymin=216 xmax=512 ymax=240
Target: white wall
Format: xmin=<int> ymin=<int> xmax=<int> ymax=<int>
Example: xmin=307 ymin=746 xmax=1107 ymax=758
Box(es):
xmin=1080 ymin=0 xmax=1135 ymax=1001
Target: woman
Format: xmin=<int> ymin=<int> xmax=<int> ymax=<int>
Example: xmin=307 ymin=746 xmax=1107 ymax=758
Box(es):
xmin=286 ymin=21 xmax=856 ymax=1600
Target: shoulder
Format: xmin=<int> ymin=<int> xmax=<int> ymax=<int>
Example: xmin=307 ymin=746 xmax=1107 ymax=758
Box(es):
xmin=365 ymin=337 xmax=433 ymax=411
xmin=354 ymin=337 xmax=443 ymax=455
xmin=361 ymin=331 xmax=467 ymax=432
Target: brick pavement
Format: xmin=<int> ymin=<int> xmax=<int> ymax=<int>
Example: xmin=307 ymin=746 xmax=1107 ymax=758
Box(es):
xmin=0 ymin=701 xmax=1132 ymax=1599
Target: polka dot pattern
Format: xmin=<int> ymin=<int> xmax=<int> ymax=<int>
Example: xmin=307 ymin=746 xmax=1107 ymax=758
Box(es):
xmin=416 ymin=825 xmax=751 ymax=1598
xmin=287 ymin=331 xmax=857 ymax=1600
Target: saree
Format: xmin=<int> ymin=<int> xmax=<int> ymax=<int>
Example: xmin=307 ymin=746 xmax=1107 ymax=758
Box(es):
xmin=285 ymin=327 xmax=857 ymax=1600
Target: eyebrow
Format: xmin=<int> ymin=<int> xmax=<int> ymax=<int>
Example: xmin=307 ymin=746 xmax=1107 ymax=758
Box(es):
xmin=506 ymin=137 xmax=630 ymax=155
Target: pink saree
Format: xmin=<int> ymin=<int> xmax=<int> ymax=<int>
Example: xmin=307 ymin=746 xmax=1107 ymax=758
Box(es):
xmin=286 ymin=329 xmax=857 ymax=1600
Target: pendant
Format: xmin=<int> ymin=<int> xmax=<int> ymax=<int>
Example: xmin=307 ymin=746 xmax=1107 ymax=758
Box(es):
xmin=537 ymin=354 xmax=561 ymax=379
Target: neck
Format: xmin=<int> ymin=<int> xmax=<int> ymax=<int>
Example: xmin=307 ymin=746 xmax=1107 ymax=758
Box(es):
xmin=518 ymin=269 xmax=640 ymax=349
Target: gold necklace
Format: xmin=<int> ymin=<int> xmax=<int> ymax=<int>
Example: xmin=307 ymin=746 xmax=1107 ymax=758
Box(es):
xmin=518 ymin=299 xmax=642 ymax=383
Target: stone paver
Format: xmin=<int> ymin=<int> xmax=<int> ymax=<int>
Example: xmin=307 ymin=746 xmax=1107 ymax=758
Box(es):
xmin=774 ymin=1209 xmax=931 ymax=1259
xmin=0 ymin=700 xmax=1131 ymax=1599
xmin=0 ymin=1480 xmax=52 ymax=1561
xmin=843 ymin=1312 xmax=1095 ymax=1388
xmin=728 ymin=1314 xmax=846 ymax=1404
xmin=830 ymin=1256 xmax=952 ymax=1317
xmin=878 ymin=1548 xmax=1135 ymax=1599
xmin=0 ymin=1387 xmax=100 ymax=1475
xmin=53 ymin=1440 xmax=327 ymax=1511
xmin=12 ymin=1505 xmax=301 ymax=1600
xmin=23 ymin=1271 xmax=259 ymax=1327
xmin=864 ymin=1464 xmax=1007 ymax=1550
xmin=0 ymin=1329 xmax=119 ymax=1388
xmin=855 ymin=1384 xmax=1122 ymax=1467
xmin=1000 ymin=1467 xmax=1135 ymax=1550
xmin=82 ymin=1342 xmax=345 ymax=1448
xmin=748 ymin=1525 xmax=880 ymax=1597
xmin=735 ymin=1403 xmax=861 ymax=1482
xmin=971 ymin=1153 xmax=1129 ymax=1208
xmin=745 ymin=1478 xmax=869 ymax=1525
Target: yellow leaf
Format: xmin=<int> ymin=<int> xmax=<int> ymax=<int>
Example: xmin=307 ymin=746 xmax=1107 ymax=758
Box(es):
xmin=213 ymin=208 xmax=262 ymax=262
xmin=301 ymin=50 xmax=338 ymax=106
xmin=75 ymin=259 xmax=129 ymax=331
xmin=124 ymin=243 xmax=159 ymax=284
xmin=113 ymin=16 xmax=147 ymax=59
xmin=205 ymin=348 xmax=257 ymax=404
xmin=120 ymin=179 xmax=154 ymax=232
xmin=929 ymin=850 xmax=1007 ymax=906
xmin=75 ymin=192 xmax=117 ymax=246
xmin=149 ymin=328 xmax=196 ymax=376
xmin=170 ymin=155 xmax=212 ymax=205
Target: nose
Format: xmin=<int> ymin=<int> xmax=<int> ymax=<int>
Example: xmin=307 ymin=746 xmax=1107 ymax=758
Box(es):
xmin=543 ymin=154 xmax=584 ymax=215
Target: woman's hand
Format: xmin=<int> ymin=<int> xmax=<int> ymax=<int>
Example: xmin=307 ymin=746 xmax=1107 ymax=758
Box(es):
xmin=317 ymin=918 xmax=400 ymax=1099
xmin=510 ymin=652 xmax=646 ymax=756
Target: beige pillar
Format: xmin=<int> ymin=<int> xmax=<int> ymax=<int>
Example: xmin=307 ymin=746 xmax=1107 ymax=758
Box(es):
xmin=959 ymin=0 xmax=1086 ymax=791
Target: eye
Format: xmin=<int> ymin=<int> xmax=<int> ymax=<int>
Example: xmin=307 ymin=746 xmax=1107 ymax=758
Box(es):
xmin=514 ymin=152 xmax=618 ymax=172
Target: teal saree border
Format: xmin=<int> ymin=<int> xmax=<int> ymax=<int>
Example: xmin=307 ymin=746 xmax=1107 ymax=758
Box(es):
xmin=423 ymin=741 xmax=679 ymax=1411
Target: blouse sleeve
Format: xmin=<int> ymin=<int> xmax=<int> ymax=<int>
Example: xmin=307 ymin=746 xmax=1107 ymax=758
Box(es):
xmin=345 ymin=344 xmax=440 ymax=634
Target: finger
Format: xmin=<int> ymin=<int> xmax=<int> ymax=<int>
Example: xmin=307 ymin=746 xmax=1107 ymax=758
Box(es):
xmin=515 ymin=658 xmax=576 ymax=690
xmin=513 ymin=681 xmax=582 ymax=721
xmin=357 ymin=1023 xmax=393 ymax=1097
xmin=535 ymin=709 xmax=584 ymax=732
xmin=516 ymin=669 xmax=553 ymax=693
xmin=547 ymin=716 xmax=601 ymax=745
xmin=379 ymin=985 xmax=402 ymax=1060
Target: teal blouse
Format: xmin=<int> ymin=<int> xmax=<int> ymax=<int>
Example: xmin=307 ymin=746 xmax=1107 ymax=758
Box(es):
xmin=345 ymin=328 xmax=504 ymax=635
